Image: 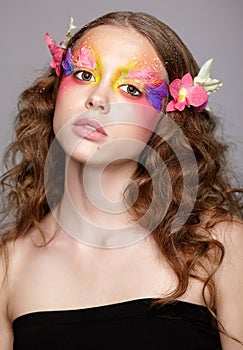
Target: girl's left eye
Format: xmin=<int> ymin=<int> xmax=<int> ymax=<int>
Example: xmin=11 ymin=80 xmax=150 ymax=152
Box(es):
xmin=119 ymin=85 xmax=142 ymax=96
xmin=74 ymin=71 xmax=96 ymax=82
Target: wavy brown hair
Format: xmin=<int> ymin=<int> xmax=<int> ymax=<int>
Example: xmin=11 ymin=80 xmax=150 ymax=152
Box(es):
xmin=1 ymin=11 xmax=243 ymax=342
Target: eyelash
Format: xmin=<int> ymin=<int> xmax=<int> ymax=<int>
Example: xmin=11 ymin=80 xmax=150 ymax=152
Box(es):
xmin=74 ymin=71 xmax=142 ymax=97
xmin=74 ymin=70 xmax=96 ymax=82
xmin=119 ymin=84 xmax=142 ymax=97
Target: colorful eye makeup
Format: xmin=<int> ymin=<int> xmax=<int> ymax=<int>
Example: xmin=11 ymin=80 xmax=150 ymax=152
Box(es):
xmin=73 ymin=46 xmax=97 ymax=70
xmin=74 ymin=71 xmax=96 ymax=82
xmin=62 ymin=45 xmax=168 ymax=111
xmin=62 ymin=48 xmax=75 ymax=76
xmin=119 ymin=85 xmax=141 ymax=96
xmin=113 ymin=64 xmax=168 ymax=111
xmin=62 ymin=46 xmax=100 ymax=76
xmin=145 ymin=81 xmax=168 ymax=111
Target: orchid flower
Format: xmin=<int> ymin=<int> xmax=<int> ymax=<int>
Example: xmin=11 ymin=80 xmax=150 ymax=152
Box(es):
xmin=166 ymin=73 xmax=208 ymax=112
xmin=45 ymin=33 xmax=63 ymax=76
xmin=46 ymin=17 xmax=76 ymax=76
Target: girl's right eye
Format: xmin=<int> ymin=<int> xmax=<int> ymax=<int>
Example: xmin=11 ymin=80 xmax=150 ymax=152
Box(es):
xmin=74 ymin=71 xmax=96 ymax=82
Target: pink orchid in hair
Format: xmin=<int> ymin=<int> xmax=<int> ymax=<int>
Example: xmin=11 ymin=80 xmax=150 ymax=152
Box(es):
xmin=166 ymin=73 xmax=208 ymax=112
xmin=45 ymin=33 xmax=64 ymax=76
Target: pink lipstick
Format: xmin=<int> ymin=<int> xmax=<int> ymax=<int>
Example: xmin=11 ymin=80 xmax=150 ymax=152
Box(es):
xmin=72 ymin=117 xmax=108 ymax=141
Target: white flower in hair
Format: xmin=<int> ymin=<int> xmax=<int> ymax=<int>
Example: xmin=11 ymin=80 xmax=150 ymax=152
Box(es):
xmin=61 ymin=17 xmax=77 ymax=49
xmin=194 ymin=58 xmax=222 ymax=94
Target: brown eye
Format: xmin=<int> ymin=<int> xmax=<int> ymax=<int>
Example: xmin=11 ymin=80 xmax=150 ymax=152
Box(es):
xmin=75 ymin=71 xmax=95 ymax=82
xmin=120 ymin=84 xmax=141 ymax=96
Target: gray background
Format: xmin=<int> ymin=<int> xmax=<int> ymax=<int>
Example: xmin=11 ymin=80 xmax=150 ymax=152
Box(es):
xmin=1 ymin=0 xmax=242 ymax=183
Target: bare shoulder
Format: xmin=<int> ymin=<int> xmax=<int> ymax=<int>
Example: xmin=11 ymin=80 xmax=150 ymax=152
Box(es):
xmin=212 ymin=216 xmax=243 ymax=348
xmin=0 ymin=211 xmax=57 ymax=349
xmin=0 ymin=229 xmax=42 ymax=349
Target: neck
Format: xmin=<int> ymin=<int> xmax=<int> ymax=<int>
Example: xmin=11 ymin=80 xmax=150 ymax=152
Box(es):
xmin=55 ymin=156 xmax=149 ymax=248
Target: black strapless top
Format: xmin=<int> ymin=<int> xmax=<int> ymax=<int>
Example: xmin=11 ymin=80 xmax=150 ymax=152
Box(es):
xmin=12 ymin=298 xmax=222 ymax=349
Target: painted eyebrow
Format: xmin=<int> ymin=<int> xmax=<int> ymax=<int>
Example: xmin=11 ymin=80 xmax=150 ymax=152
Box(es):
xmin=113 ymin=64 xmax=163 ymax=85
xmin=72 ymin=47 xmax=164 ymax=86
xmin=72 ymin=46 xmax=101 ymax=72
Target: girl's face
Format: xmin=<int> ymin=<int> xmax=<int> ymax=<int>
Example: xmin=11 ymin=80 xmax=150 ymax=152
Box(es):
xmin=53 ymin=25 xmax=167 ymax=165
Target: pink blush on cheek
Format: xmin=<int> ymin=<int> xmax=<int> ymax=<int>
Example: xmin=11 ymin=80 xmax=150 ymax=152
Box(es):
xmin=124 ymin=101 xmax=161 ymax=132
xmin=137 ymin=96 xmax=156 ymax=111
xmin=55 ymin=75 xmax=77 ymax=105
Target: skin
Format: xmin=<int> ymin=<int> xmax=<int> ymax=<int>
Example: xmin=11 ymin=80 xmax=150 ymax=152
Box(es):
xmin=53 ymin=26 xmax=166 ymax=166
xmin=52 ymin=25 xmax=167 ymax=238
xmin=0 ymin=25 xmax=243 ymax=349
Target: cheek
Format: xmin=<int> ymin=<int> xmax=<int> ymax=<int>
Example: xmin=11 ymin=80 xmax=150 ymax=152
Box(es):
xmin=135 ymin=103 xmax=160 ymax=131
xmin=116 ymin=102 xmax=160 ymax=131
xmin=107 ymin=103 xmax=160 ymax=142
xmin=120 ymin=92 xmax=156 ymax=112
xmin=53 ymin=76 xmax=86 ymax=133
xmin=53 ymin=82 xmax=73 ymax=135
xmin=55 ymin=75 xmax=77 ymax=106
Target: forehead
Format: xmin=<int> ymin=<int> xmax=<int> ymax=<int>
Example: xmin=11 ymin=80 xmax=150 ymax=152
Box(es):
xmin=73 ymin=25 xmax=165 ymax=73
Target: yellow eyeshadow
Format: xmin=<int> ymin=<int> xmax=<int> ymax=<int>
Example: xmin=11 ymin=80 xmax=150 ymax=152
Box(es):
xmin=112 ymin=78 xmax=145 ymax=93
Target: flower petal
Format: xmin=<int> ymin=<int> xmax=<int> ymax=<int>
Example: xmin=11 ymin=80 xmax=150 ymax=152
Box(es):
xmin=196 ymin=58 xmax=214 ymax=79
xmin=55 ymin=65 xmax=61 ymax=76
xmin=175 ymin=101 xmax=187 ymax=111
xmin=45 ymin=32 xmax=63 ymax=76
xmin=169 ymin=79 xmax=183 ymax=99
xmin=181 ymin=73 xmax=193 ymax=88
xmin=197 ymin=100 xmax=208 ymax=111
xmin=194 ymin=76 xmax=222 ymax=94
xmin=166 ymin=100 xmax=177 ymax=112
xmin=193 ymin=58 xmax=223 ymax=94
xmin=187 ymin=86 xmax=208 ymax=107
xmin=62 ymin=16 xmax=77 ymax=49
xmin=45 ymin=33 xmax=53 ymax=46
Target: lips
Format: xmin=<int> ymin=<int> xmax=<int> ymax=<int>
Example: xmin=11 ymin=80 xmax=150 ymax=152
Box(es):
xmin=72 ymin=117 xmax=108 ymax=141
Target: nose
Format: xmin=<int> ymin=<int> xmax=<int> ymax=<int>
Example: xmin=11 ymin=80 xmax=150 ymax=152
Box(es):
xmin=85 ymin=89 xmax=110 ymax=114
